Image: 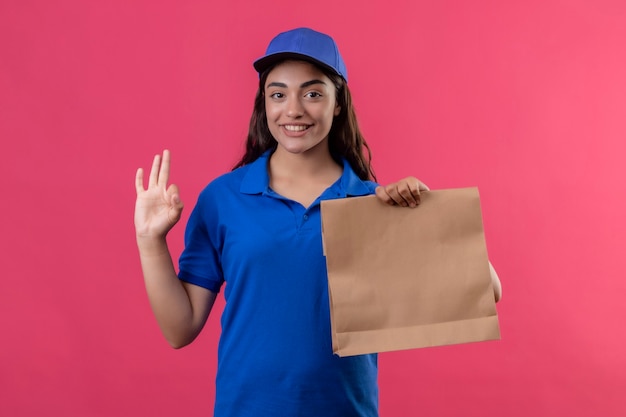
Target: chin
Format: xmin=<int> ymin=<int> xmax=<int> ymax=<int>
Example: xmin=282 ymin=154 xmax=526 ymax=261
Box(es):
xmin=282 ymin=146 xmax=312 ymax=155
xmin=278 ymin=139 xmax=328 ymax=155
xmin=275 ymin=141 xmax=313 ymax=154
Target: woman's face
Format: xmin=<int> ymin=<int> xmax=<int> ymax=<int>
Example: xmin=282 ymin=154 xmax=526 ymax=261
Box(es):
xmin=264 ymin=60 xmax=340 ymax=156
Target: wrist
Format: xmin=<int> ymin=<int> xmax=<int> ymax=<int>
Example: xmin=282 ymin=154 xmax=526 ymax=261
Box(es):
xmin=136 ymin=234 xmax=170 ymax=257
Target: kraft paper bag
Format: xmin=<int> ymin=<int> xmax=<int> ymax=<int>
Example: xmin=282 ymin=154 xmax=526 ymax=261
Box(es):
xmin=321 ymin=187 xmax=500 ymax=357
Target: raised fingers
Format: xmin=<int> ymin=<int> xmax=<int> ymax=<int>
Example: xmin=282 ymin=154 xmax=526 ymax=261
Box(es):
xmin=146 ymin=150 xmax=172 ymax=188
xmin=135 ymin=167 xmax=145 ymax=194
xmin=158 ymin=149 xmax=171 ymax=187
xmin=148 ymin=153 xmax=161 ymax=188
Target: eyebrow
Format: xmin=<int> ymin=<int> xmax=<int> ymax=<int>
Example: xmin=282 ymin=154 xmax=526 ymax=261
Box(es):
xmin=266 ymin=79 xmax=327 ymax=89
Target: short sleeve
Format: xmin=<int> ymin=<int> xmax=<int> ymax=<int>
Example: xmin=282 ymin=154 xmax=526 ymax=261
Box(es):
xmin=178 ymin=186 xmax=224 ymax=293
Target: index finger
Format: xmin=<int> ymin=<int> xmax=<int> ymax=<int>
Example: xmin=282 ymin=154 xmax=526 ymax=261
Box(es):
xmin=148 ymin=153 xmax=161 ymax=188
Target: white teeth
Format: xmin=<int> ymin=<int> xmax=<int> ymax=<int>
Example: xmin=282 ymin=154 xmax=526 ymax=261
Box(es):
xmin=284 ymin=125 xmax=309 ymax=132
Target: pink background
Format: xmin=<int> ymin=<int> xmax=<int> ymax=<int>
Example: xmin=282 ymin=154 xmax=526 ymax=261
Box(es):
xmin=2 ymin=1 xmax=625 ymax=416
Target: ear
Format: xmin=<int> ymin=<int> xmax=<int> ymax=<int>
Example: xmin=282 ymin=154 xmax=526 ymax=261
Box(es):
xmin=334 ymin=103 xmax=341 ymax=117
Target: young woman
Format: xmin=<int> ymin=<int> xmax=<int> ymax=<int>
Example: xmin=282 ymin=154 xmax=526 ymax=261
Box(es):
xmin=134 ymin=27 xmax=500 ymax=417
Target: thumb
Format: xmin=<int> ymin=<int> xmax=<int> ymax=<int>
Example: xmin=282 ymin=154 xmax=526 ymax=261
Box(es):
xmin=172 ymin=193 xmax=184 ymax=210
xmin=166 ymin=184 xmax=184 ymax=216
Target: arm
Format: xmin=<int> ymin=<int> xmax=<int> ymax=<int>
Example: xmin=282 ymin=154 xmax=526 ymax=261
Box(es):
xmin=135 ymin=150 xmax=216 ymax=349
xmin=489 ymin=261 xmax=502 ymax=302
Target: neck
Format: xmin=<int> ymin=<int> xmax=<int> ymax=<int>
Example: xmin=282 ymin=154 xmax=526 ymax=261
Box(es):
xmin=269 ymin=144 xmax=340 ymax=178
xmin=268 ymin=145 xmax=343 ymax=208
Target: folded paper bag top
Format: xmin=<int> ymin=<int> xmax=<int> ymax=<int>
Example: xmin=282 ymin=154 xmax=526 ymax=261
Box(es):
xmin=320 ymin=187 xmax=500 ymax=357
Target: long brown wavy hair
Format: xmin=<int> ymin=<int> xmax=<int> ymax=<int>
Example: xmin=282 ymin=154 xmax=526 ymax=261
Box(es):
xmin=232 ymin=62 xmax=376 ymax=181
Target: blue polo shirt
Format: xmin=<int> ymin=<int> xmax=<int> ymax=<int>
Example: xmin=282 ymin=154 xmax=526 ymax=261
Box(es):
xmin=178 ymin=151 xmax=379 ymax=417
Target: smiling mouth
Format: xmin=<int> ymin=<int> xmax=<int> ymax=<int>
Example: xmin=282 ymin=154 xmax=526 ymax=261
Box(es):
xmin=283 ymin=124 xmax=310 ymax=132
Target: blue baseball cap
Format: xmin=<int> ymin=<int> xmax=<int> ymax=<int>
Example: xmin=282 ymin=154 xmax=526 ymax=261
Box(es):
xmin=253 ymin=27 xmax=348 ymax=82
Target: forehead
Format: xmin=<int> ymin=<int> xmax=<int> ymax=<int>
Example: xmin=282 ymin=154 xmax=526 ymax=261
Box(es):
xmin=264 ymin=60 xmax=331 ymax=87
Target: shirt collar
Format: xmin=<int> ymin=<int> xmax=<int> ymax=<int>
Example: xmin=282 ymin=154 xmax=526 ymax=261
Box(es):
xmin=240 ymin=149 xmax=375 ymax=197
xmin=339 ymin=158 xmax=376 ymax=197
xmin=239 ymin=150 xmax=272 ymax=195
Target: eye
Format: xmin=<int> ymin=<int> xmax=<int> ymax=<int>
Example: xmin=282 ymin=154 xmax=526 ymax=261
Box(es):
xmin=305 ymin=91 xmax=322 ymax=98
xmin=269 ymin=92 xmax=285 ymax=99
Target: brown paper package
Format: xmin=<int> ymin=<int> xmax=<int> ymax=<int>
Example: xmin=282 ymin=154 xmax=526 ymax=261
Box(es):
xmin=321 ymin=187 xmax=500 ymax=357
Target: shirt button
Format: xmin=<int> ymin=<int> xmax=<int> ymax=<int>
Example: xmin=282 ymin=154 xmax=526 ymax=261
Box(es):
xmin=303 ymin=214 xmax=309 ymax=220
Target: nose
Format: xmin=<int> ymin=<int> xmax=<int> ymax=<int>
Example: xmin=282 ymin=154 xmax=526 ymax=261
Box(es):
xmin=286 ymin=97 xmax=304 ymax=118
